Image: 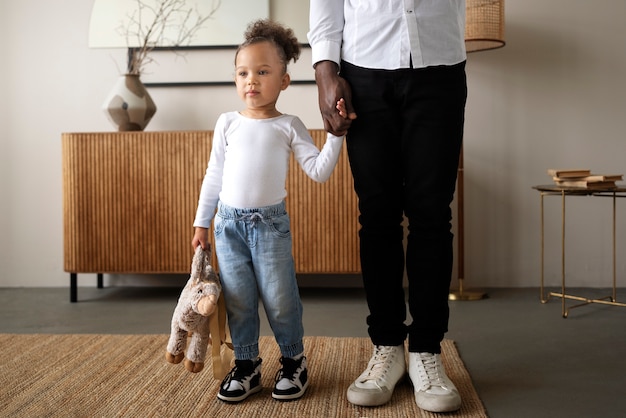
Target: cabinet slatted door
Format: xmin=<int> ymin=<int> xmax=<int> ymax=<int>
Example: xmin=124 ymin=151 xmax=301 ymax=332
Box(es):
xmin=62 ymin=131 xmax=360 ymax=279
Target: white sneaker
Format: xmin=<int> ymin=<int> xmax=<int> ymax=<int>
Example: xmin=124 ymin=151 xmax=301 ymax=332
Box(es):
xmin=408 ymin=352 xmax=462 ymax=412
xmin=346 ymin=345 xmax=406 ymax=406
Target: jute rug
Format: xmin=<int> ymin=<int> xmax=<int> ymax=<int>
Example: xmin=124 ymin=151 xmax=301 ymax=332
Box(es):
xmin=0 ymin=334 xmax=486 ymax=417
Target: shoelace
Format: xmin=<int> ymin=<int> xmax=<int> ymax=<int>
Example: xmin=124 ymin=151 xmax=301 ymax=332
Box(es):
xmin=360 ymin=346 xmax=395 ymax=382
xmin=415 ymin=354 xmax=446 ymax=389
xmin=275 ymin=357 xmax=301 ymax=383
xmin=223 ymin=361 xmax=256 ymax=388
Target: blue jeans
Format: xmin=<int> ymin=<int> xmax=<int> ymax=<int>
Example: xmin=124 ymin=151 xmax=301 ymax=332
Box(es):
xmin=341 ymin=61 xmax=467 ymax=354
xmin=213 ymin=201 xmax=304 ymax=360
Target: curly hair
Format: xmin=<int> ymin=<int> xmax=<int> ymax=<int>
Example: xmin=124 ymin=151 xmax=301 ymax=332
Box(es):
xmin=235 ymin=19 xmax=301 ymax=72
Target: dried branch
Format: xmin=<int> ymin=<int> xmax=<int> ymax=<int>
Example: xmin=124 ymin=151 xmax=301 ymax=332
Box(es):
xmin=117 ymin=0 xmax=221 ymax=75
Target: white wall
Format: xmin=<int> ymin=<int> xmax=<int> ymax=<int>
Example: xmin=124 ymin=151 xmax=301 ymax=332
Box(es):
xmin=2 ymin=0 xmax=626 ymax=289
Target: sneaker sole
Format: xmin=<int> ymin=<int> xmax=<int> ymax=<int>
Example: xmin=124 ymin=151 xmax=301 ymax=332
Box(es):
xmin=415 ymin=391 xmax=462 ymax=412
xmin=347 ymin=383 xmax=394 ymax=406
xmin=217 ymin=384 xmax=262 ymax=403
xmin=346 ymin=373 xmax=407 ymax=407
xmin=272 ymin=380 xmax=309 ymax=401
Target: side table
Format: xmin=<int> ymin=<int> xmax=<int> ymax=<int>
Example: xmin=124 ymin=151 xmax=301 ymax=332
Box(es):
xmin=533 ymin=184 xmax=626 ymax=317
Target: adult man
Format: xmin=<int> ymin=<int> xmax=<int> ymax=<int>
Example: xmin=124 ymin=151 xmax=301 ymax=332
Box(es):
xmin=308 ymin=0 xmax=467 ymax=412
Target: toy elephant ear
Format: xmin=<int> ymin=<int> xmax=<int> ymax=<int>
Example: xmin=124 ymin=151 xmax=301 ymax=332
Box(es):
xmin=191 ymin=245 xmax=206 ymax=280
xmin=194 ymin=243 xmax=212 ymax=260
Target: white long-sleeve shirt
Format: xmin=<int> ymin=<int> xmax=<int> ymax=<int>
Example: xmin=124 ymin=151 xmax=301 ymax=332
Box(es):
xmin=307 ymin=0 xmax=466 ymax=70
xmin=193 ymin=112 xmax=344 ymax=228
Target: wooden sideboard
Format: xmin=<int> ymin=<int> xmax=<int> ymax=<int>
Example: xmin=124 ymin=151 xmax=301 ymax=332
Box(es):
xmin=62 ymin=131 xmax=360 ymax=301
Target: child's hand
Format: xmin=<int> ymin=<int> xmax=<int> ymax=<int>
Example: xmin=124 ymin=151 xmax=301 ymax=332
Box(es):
xmin=192 ymin=227 xmax=210 ymax=251
xmin=336 ymin=98 xmax=357 ymax=120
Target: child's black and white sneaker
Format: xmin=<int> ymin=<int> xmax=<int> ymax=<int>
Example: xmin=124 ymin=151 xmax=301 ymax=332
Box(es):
xmin=217 ymin=358 xmax=262 ymax=403
xmin=272 ymin=356 xmax=309 ymax=401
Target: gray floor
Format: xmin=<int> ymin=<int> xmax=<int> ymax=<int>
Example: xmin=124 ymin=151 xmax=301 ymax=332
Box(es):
xmin=1 ymin=285 xmax=625 ymax=417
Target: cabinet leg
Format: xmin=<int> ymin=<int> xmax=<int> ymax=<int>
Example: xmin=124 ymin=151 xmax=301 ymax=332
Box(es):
xmin=70 ymin=273 xmax=77 ymax=303
xmin=70 ymin=273 xmax=103 ymax=302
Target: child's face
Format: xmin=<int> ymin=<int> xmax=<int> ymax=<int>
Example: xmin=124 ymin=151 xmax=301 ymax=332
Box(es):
xmin=235 ymin=41 xmax=290 ymax=116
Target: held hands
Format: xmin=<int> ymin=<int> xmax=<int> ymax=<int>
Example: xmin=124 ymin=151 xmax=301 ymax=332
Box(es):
xmin=314 ymin=61 xmax=357 ymax=136
xmin=336 ymin=98 xmax=354 ymax=120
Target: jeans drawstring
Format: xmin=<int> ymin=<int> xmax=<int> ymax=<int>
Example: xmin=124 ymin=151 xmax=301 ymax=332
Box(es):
xmin=241 ymin=212 xmax=264 ymax=226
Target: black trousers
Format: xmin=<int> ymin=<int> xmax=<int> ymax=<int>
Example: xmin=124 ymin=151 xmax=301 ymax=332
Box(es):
xmin=341 ymin=60 xmax=467 ymax=353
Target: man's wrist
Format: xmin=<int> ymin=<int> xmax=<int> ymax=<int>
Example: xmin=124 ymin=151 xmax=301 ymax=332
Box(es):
xmin=314 ymin=60 xmax=340 ymax=76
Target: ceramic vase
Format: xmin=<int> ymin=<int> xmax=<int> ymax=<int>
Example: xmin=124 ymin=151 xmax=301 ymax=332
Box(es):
xmin=102 ymin=74 xmax=157 ymax=131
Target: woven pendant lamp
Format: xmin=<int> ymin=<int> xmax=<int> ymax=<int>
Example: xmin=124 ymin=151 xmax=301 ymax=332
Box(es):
xmin=465 ymin=0 xmax=506 ymax=53
xmin=450 ymin=0 xmax=505 ymax=301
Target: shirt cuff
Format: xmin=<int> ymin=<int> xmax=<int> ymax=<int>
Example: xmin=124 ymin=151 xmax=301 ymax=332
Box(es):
xmin=311 ymin=40 xmax=342 ymax=68
xmin=327 ymin=132 xmax=345 ymax=141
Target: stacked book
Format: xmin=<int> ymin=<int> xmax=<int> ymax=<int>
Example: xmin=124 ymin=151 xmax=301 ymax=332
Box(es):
xmin=548 ymin=169 xmax=623 ymax=189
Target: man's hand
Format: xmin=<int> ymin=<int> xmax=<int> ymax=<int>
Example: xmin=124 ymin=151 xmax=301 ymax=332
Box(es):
xmin=314 ymin=61 xmax=357 ymax=136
